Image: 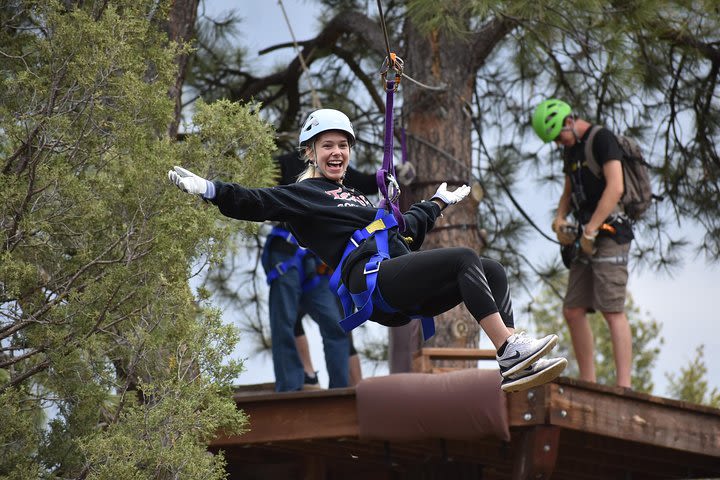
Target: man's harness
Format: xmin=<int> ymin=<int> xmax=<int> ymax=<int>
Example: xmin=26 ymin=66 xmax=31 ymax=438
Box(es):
xmin=265 ymin=226 xmax=323 ymax=292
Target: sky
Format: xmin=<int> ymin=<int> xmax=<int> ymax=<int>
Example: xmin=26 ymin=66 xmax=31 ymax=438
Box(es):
xmin=199 ymin=0 xmax=719 ymax=397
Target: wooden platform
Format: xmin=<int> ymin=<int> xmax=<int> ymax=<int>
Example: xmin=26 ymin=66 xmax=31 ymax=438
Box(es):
xmin=210 ymin=375 xmax=720 ymax=479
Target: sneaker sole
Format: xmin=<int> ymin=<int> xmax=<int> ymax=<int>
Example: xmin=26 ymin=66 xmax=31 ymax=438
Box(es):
xmin=302 ymin=384 xmax=322 ymax=391
xmin=501 ymin=357 xmax=567 ymax=393
xmin=501 ymin=335 xmax=558 ymax=378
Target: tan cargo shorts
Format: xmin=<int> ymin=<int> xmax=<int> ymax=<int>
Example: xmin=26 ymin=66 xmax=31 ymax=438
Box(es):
xmin=563 ymin=236 xmax=631 ymax=313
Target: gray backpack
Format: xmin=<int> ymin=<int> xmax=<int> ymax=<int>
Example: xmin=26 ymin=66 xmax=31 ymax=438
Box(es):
xmin=584 ymin=126 xmax=654 ymax=221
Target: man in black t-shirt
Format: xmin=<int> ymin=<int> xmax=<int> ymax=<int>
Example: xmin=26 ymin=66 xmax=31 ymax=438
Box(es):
xmin=532 ymin=99 xmax=633 ymax=389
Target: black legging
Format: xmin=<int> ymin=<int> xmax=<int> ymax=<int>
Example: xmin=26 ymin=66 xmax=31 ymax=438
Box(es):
xmin=347 ymin=247 xmax=514 ymax=328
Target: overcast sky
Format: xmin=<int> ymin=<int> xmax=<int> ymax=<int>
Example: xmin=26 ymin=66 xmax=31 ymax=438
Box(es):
xmin=201 ymin=0 xmax=719 ymax=397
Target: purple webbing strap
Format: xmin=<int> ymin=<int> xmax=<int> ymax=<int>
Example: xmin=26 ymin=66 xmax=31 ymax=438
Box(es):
xmin=375 ymin=79 xmax=406 ymax=231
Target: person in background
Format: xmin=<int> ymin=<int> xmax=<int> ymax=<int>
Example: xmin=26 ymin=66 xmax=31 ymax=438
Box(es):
xmin=294 ymin=311 xmax=363 ymax=387
xmin=532 ymin=98 xmax=634 ymax=388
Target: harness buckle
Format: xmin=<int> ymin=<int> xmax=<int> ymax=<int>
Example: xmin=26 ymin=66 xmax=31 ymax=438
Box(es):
xmin=274 ymin=263 xmax=286 ymax=276
xmin=363 ymin=260 xmax=381 ymax=275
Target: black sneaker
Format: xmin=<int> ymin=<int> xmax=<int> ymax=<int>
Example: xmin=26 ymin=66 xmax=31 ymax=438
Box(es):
xmin=501 ymin=357 xmax=567 ymax=393
xmin=303 ymin=371 xmax=321 ymax=390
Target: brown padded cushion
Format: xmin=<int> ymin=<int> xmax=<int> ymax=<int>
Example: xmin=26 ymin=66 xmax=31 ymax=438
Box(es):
xmin=355 ymin=369 xmax=510 ymax=442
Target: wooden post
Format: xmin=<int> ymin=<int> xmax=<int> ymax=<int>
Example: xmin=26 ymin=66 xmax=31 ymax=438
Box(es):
xmin=412 ymin=347 xmax=496 ymax=373
xmin=302 ymin=454 xmax=326 ymax=480
xmin=512 ymin=425 xmax=561 ymax=480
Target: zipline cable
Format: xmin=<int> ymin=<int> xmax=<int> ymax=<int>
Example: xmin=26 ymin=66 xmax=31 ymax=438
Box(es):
xmin=401 ymin=72 xmax=447 ymax=91
xmin=375 ymin=0 xmax=405 ymax=230
xmin=376 ymin=0 xmax=393 ymax=62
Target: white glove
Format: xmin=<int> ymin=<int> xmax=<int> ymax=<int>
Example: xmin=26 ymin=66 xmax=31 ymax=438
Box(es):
xmin=431 ymin=182 xmax=471 ymax=208
xmin=167 ymin=166 xmax=209 ymax=196
xmin=395 ymin=162 xmax=416 ymax=185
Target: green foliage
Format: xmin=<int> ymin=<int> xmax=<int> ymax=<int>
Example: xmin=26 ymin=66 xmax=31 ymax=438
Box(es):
xmin=1 ymin=0 xmax=275 ymax=477
xmin=78 ymin=312 xmax=248 ymax=479
xmin=0 ymin=388 xmax=44 ymax=480
xmin=406 ymin=0 xmax=490 ymax=37
xmin=181 ymin=98 xmax=278 ymax=190
xmin=665 ymin=345 xmax=720 ymax=407
xmin=527 ymin=274 xmax=662 ymax=393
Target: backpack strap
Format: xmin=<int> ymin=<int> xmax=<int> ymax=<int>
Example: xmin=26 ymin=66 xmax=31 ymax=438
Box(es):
xmin=581 ymin=125 xmax=625 ymax=216
xmin=583 ymin=125 xmax=603 ymax=178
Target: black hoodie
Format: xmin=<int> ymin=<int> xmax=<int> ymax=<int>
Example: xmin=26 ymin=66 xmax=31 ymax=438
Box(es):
xmin=210 ymin=177 xmax=441 ymax=280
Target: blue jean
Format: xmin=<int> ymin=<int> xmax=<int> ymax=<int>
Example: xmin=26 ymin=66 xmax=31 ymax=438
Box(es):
xmin=262 ymin=245 xmax=350 ymax=392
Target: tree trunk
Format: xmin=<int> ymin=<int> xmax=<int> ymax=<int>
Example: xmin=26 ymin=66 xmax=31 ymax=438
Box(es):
xmin=397 ymin=18 xmax=508 ymax=365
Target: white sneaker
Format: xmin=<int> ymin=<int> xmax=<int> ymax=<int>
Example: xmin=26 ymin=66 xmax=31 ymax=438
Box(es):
xmin=501 ymin=357 xmax=567 ymax=393
xmin=496 ymin=332 xmax=558 ymax=377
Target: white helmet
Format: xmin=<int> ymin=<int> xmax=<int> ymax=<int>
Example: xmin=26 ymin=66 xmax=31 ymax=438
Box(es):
xmin=298 ymin=109 xmax=355 ymax=147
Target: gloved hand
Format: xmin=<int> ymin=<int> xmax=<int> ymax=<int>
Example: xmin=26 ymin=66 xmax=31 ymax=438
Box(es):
xmin=580 ymin=227 xmax=598 ymax=256
xmin=167 ymin=166 xmax=209 ymax=196
xmin=431 ymin=182 xmax=471 ymax=209
xmin=395 ymin=162 xmax=416 ymax=185
xmin=552 ymin=217 xmax=577 ymax=245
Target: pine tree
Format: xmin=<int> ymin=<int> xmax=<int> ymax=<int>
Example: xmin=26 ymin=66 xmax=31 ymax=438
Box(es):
xmin=666 ymin=345 xmax=720 ymax=408
xmin=0 ymin=1 xmax=277 ymax=477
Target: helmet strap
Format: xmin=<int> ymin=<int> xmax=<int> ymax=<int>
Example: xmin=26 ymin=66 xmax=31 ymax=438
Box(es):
xmin=568 ymin=115 xmax=581 ymax=142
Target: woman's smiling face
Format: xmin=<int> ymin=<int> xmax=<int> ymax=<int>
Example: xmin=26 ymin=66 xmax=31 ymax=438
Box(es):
xmin=308 ymin=131 xmax=351 ymax=182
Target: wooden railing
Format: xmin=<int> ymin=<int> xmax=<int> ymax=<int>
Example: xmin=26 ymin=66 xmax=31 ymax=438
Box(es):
xmin=412 ymin=347 xmax=496 ymax=373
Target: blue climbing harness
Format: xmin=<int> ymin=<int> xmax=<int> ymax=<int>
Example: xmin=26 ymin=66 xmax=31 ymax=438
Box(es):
xmin=329 ymin=209 xmax=435 ymax=340
xmin=264 ymin=226 xmax=323 ymax=292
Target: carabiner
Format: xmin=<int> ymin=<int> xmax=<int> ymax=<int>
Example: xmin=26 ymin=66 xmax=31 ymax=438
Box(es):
xmin=385 ymin=172 xmax=401 ymax=203
xmin=380 ymin=53 xmax=404 ymax=91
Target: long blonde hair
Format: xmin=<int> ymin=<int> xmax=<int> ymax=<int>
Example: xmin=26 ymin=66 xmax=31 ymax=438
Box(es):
xmin=296 ymin=146 xmax=315 ymax=182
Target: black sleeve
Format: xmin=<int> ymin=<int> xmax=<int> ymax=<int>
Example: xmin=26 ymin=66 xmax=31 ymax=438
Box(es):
xmin=593 ymin=128 xmax=623 ymax=168
xmin=209 ymin=181 xmax=308 ymax=223
xmin=400 ymin=200 xmax=442 ymax=251
xmin=276 ymin=151 xmax=305 ymax=185
xmin=344 ymin=166 xmax=378 ymax=195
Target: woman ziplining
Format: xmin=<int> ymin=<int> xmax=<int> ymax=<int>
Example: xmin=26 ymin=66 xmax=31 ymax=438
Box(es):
xmin=167 ymin=107 xmax=566 ymax=392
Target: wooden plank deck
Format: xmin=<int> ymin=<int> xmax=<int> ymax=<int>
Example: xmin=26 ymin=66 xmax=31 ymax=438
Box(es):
xmin=210 ymin=376 xmax=720 ymax=479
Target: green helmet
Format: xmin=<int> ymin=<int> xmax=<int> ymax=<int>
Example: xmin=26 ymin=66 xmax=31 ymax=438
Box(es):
xmin=532 ymin=99 xmax=572 ymax=143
